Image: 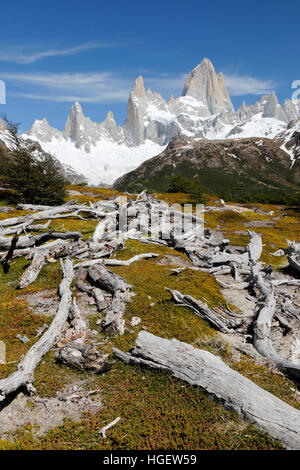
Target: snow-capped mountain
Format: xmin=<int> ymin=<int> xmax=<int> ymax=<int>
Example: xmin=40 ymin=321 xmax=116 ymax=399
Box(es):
xmin=0 ymin=122 xmax=85 ymax=185
xmin=25 ymin=58 xmax=300 ymax=186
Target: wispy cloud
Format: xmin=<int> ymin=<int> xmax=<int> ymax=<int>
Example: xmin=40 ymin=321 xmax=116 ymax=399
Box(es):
xmin=0 ymin=42 xmax=120 ymax=64
xmin=223 ymin=74 xmax=277 ymax=96
xmin=3 ymin=71 xmax=132 ymax=103
xmin=2 ymin=69 xmax=278 ymax=105
xmin=3 ymin=71 xmax=186 ymax=104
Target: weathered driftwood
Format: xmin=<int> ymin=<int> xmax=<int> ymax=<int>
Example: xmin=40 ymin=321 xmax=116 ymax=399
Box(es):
xmin=75 ymin=268 xmax=110 ymax=311
xmin=88 ymin=264 xmax=133 ymax=335
xmin=114 ymin=331 xmax=300 ymax=450
xmin=104 ymin=253 xmax=159 ymax=266
xmin=99 ymin=417 xmax=121 ymax=438
xmin=166 ymin=288 xmax=246 ymax=333
xmin=0 ymin=205 xmax=87 ymax=228
xmin=210 ymin=251 xmax=249 ymax=266
xmin=217 ymin=280 xmax=250 ymax=290
xmin=246 ymin=232 xmax=300 ymax=381
xmin=76 ymin=267 xmax=93 ymax=294
xmin=0 ymin=239 xmax=69 ymax=259
xmin=92 ymin=288 xmax=108 ymax=311
xmin=272 ymin=279 xmax=300 ymax=287
xmin=252 ymin=263 xmax=300 ymax=381
xmin=247 ymin=230 xmax=263 ymax=263
xmin=0 ymin=258 xmax=74 ymax=400
xmin=18 ymin=251 xmax=46 ymax=288
xmin=0 ymin=231 xmax=81 ymax=250
xmin=92 ymin=216 xmax=118 ymax=242
xmin=58 ymin=342 xmax=112 ymax=373
xmin=1 ymin=231 xmax=20 ymax=273
xmin=59 ymin=298 xmax=88 ymax=346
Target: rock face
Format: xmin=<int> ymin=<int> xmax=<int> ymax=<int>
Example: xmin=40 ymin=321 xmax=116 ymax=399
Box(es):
xmin=182 ymin=58 xmax=234 ymax=115
xmin=28 ymin=118 xmax=64 ymax=143
xmin=25 ymin=57 xmax=300 ymax=185
xmin=113 ymin=134 xmax=300 ymax=202
xmin=28 ymin=57 xmax=300 ymax=152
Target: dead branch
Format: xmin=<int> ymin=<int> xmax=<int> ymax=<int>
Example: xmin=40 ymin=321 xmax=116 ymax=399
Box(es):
xmin=88 ymin=264 xmax=133 ymax=335
xmin=1 ymin=231 xmax=20 ymax=273
xmin=0 ymin=258 xmax=74 ymax=401
xmin=166 ymin=288 xmax=246 ymax=333
xmin=99 ymin=417 xmax=121 ymax=438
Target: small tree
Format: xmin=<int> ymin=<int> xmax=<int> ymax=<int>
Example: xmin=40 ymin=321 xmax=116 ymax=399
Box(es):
xmin=167 ymin=174 xmax=190 ymax=193
xmin=188 ymin=177 xmax=206 ymax=204
xmin=0 ymin=117 xmax=66 ymax=205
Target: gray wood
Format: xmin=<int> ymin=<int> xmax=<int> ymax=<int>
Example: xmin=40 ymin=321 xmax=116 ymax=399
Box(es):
xmin=0 ymin=258 xmax=74 ymax=400
xmin=114 ymin=330 xmax=300 ymax=450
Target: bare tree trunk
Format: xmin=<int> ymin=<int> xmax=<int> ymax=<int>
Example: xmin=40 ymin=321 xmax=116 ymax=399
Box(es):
xmin=114 ymin=331 xmax=300 ymax=450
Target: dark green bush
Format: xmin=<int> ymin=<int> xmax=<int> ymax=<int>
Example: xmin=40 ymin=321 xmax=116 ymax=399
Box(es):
xmin=0 ymin=118 xmax=66 ymax=205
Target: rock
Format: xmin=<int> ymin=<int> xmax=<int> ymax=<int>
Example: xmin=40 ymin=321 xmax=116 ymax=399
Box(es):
xmin=131 ymin=316 xmax=141 ymax=327
xmin=0 ymin=206 xmax=14 ymax=213
xmin=0 ymin=340 xmax=6 ymax=364
xmin=182 ymin=58 xmax=234 ymax=115
xmin=16 ymin=334 xmax=29 ymax=344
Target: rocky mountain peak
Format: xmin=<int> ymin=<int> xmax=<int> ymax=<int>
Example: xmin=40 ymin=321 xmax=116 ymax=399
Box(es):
xmin=28 ymin=117 xmax=63 ymax=143
xmin=132 ymin=75 xmax=147 ymax=99
xmin=182 ymin=58 xmax=234 ymax=115
xmin=26 ymin=58 xmax=300 ymax=186
xmin=104 ymin=110 xmax=115 ymax=122
xmin=72 ymin=101 xmax=84 ymax=114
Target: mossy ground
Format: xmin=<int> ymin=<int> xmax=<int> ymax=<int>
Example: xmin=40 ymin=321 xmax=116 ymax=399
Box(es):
xmin=0 ymin=186 xmax=299 ymax=450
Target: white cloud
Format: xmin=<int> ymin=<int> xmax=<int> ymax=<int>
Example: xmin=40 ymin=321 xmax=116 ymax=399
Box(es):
xmin=3 ymin=71 xmax=132 ymax=103
xmin=0 ymin=42 xmax=120 ymax=64
xmin=223 ymin=74 xmax=277 ymax=96
xmin=3 ymin=71 xmax=187 ymax=104
xmin=2 ymin=68 xmax=278 ymax=105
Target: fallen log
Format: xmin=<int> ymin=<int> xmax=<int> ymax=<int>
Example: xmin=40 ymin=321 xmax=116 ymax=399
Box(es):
xmin=18 ymin=251 xmax=46 ymax=289
xmin=0 ymin=205 xmax=88 ymax=228
xmin=59 ymin=298 xmax=88 ymax=346
xmin=0 ymin=258 xmax=74 ymax=401
xmin=114 ymin=331 xmax=300 ymax=450
xmin=0 ymin=231 xmax=82 ymax=250
xmin=247 ymin=232 xmax=300 ymax=381
xmin=1 ymin=231 xmax=20 ymax=273
xmin=166 ymin=288 xmax=246 ymax=333
xmin=103 ymin=253 xmax=159 ymax=266
xmin=76 ymin=268 xmax=110 ymax=311
xmin=88 ymin=264 xmax=133 ymax=335
xmin=210 ymin=251 xmax=249 ymax=266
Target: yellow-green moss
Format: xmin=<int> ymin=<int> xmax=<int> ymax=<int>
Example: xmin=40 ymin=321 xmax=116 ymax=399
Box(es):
xmin=2 ymin=363 xmax=283 ymax=450
xmin=0 ymin=187 xmax=298 ymax=450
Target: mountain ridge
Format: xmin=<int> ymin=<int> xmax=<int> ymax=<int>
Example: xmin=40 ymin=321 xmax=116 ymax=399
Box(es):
xmin=25 ymin=58 xmax=300 ymax=186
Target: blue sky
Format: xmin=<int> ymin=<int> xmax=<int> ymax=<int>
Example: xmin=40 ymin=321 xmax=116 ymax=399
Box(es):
xmin=0 ymin=0 xmax=299 ymax=131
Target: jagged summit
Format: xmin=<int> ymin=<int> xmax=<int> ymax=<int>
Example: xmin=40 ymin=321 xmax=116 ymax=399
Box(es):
xmin=25 ymin=57 xmax=300 ymax=185
xmin=182 ymin=58 xmax=234 ymax=115
xmin=132 ymin=75 xmax=147 ymax=99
